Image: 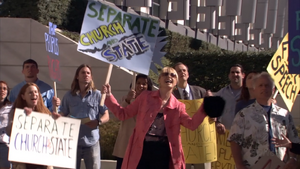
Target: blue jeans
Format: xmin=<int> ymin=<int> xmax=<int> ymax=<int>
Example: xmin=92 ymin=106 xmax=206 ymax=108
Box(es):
xmin=115 ymin=157 xmax=123 ymax=169
xmin=76 ymin=141 xmax=101 ymax=169
xmin=0 ymin=143 xmax=10 ymax=168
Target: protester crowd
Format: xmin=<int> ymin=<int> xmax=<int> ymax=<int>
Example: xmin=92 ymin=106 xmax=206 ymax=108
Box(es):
xmin=0 ymin=59 xmax=299 ymax=169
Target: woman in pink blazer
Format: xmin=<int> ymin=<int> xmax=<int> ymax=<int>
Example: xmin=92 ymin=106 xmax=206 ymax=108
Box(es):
xmin=102 ymin=67 xmax=207 ymax=169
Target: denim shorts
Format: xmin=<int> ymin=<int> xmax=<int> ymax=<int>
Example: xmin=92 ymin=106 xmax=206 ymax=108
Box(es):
xmin=0 ymin=143 xmax=10 ymax=168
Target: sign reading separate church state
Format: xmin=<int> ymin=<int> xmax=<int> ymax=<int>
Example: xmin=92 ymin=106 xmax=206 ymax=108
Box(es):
xmin=9 ymin=108 xmax=81 ymax=169
xmin=267 ymin=33 xmax=300 ymax=112
xmin=77 ymin=0 xmax=160 ymax=75
xmin=179 ymin=99 xmax=217 ymax=164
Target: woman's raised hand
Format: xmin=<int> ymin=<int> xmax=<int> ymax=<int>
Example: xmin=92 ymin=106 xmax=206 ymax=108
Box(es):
xmin=126 ymin=90 xmax=136 ymax=101
xmin=102 ymin=84 xmax=112 ymax=96
xmin=271 ymin=134 xmax=292 ymax=148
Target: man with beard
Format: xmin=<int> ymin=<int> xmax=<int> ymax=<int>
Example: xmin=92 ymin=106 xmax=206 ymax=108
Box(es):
xmin=60 ymin=64 xmax=109 ymax=169
xmin=215 ymin=64 xmax=245 ymax=134
xmin=9 ymin=59 xmax=60 ymax=111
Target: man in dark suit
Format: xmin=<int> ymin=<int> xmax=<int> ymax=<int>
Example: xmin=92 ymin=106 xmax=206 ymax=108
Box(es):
xmin=173 ymin=62 xmax=210 ymax=169
xmin=173 ymin=62 xmax=206 ymax=100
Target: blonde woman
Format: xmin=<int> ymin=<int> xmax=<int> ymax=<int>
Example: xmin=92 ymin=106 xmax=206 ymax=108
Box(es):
xmin=102 ymin=67 xmax=208 ymax=169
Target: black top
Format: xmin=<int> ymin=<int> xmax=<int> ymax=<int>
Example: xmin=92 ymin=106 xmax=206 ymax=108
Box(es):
xmin=291 ymin=143 xmax=300 ymax=155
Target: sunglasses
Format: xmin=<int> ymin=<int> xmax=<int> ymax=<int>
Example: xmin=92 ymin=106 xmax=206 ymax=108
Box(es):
xmin=161 ymin=72 xmax=176 ymax=78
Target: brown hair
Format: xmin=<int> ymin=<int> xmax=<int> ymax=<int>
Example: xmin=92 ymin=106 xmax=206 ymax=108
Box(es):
xmin=0 ymin=81 xmax=11 ymax=108
xmin=173 ymin=62 xmax=189 ymax=71
xmin=238 ymin=71 xmax=259 ymax=101
xmin=9 ymin=83 xmax=51 ymax=124
xmin=23 ymin=59 xmax=38 ymax=69
xmin=71 ymin=64 xmax=95 ymax=95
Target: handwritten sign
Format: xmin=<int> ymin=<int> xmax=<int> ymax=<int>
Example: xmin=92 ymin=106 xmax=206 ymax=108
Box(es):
xmin=45 ymin=22 xmax=62 ymax=82
xmin=9 ymin=108 xmax=81 ymax=168
xmin=288 ymin=0 xmax=300 ymax=74
xmin=179 ymin=99 xmax=217 ymax=164
xmin=267 ymin=33 xmax=300 ymax=111
xmin=251 ymin=151 xmax=285 ymax=169
xmin=77 ymin=0 xmax=160 ymax=75
xmin=211 ymin=130 xmax=236 ymax=169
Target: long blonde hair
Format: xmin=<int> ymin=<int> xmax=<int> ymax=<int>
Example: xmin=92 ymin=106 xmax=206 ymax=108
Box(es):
xmin=71 ymin=64 xmax=95 ymax=95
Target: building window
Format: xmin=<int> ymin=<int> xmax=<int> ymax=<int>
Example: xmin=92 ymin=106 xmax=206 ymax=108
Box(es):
xmin=151 ymin=0 xmax=160 ymax=17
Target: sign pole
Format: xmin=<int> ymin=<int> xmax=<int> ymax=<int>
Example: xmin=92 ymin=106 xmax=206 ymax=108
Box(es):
xmin=53 ymin=81 xmax=58 ymax=112
xmin=100 ymin=64 xmax=113 ymax=106
xmin=273 ymin=89 xmax=279 ymax=99
xmin=131 ymin=72 xmax=137 ymax=90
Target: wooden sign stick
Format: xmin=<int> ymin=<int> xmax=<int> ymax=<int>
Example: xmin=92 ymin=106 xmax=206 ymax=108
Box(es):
xmin=53 ymin=81 xmax=58 ymax=112
xmin=100 ymin=64 xmax=113 ymax=106
xmin=131 ymin=72 xmax=137 ymax=90
xmin=273 ymin=89 xmax=279 ymax=99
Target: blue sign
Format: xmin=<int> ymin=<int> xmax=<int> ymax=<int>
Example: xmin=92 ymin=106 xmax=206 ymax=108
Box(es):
xmin=44 ymin=22 xmax=61 ymax=82
xmin=288 ymin=0 xmax=300 ymax=74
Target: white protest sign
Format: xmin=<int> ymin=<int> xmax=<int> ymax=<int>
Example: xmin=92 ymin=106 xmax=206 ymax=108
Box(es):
xmin=251 ymin=151 xmax=285 ymax=169
xmin=77 ymin=0 xmax=160 ymax=75
xmin=9 ymin=108 xmax=81 ymax=168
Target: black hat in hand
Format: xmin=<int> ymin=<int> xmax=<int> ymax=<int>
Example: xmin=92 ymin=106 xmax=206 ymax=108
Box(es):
xmin=204 ymin=96 xmax=225 ymax=118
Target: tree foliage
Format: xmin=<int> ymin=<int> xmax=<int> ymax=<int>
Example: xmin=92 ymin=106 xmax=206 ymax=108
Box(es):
xmin=0 ymin=0 xmax=87 ymax=32
xmin=166 ymin=50 xmax=274 ymax=91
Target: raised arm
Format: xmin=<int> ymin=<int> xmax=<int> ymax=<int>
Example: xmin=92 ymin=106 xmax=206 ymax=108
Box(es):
xmin=179 ymin=102 xmax=207 ymax=131
xmin=103 ymin=84 xmax=141 ymax=121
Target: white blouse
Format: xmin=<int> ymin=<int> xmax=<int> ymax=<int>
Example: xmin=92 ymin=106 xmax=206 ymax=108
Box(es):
xmin=0 ymin=104 xmax=12 ymax=143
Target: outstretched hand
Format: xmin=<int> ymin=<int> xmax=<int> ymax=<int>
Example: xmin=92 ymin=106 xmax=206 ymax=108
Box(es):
xmin=101 ymin=84 xmax=112 ymax=96
xmin=271 ymin=134 xmax=292 ymax=148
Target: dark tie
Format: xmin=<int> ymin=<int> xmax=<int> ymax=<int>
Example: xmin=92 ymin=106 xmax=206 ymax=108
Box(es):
xmin=183 ymin=89 xmax=189 ymax=100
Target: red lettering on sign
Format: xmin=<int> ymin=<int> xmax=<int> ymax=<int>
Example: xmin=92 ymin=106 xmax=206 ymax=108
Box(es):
xmin=47 ymin=55 xmax=62 ymax=81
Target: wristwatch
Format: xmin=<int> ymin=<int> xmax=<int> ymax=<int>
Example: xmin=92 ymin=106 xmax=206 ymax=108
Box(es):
xmin=97 ymin=119 xmax=102 ymax=126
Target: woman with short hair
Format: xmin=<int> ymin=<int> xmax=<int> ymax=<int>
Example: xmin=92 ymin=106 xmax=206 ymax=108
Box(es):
xmin=102 ymin=67 xmax=208 ymax=169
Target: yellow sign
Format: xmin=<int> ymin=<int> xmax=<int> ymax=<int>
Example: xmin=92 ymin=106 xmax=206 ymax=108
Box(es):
xmin=267 ymin=33 xmax=300 ymax=112
xmin=179 ymin=99 xmax=217 ymax=164
xmin=211 ymin=130 xmax=236 ymax=169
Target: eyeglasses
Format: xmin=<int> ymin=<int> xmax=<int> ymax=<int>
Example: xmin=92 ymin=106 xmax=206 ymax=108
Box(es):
xmin=161 ymin=72 xmax=176 ymax=78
